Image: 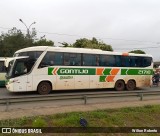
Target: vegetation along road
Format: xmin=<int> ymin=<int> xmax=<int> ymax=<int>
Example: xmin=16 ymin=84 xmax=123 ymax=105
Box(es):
xmin=0 ymin=86 xmax=160 ymax=120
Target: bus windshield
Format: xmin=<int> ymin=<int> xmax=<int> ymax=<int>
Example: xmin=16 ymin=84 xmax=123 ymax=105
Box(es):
xmin=7 ymin=51 xmax=43 ymax=79
xmin=6 ymin=57 xmax=37 ymax=79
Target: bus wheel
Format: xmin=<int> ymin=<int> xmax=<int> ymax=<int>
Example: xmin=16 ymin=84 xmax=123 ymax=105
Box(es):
xmin=126 ymin=80 xmax=136 ymax=91
xmin=115 ymin=80 xmax=125 ymax=91
xmin=37 ymin=82 xmax=51 ymax=95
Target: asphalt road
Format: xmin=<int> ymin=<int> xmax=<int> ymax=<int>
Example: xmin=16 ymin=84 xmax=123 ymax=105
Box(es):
xmin=0 ymin=86 xmax=160 ymax=98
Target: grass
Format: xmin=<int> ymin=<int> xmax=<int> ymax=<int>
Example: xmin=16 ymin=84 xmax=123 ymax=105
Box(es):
xmin=0 ymin=105 xmax=160 ymax=136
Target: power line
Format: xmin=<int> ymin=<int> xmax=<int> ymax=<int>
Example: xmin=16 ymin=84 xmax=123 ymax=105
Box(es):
xmin=0 ymin=26 xmax=159 ymax=44
xmin=1 ymin=26 xmax=160 ymax=50
xmin=36 ymin=31 xmax=160 ymax=44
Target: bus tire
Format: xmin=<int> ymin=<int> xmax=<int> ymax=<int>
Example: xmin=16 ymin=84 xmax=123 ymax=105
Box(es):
xmin=115 ymin=80 xmax=125 ymax=91
xmin=126 ymin=80 xmax=136 ymax=91
xmin=37 ymin=82 xmax=51 ymax=95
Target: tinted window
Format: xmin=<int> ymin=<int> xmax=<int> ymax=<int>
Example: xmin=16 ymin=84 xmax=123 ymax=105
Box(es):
xmin=99 ymin=55 xmax=116 ymax=67
xmin=121 ymin=56 xmax=152 ymax=67
xmin=115 ymin=56 xmax=121 ymax=67
xmin=121 ymin=56 xmax=130 ymax=67
xmin=13 ymin=60 xmax=28 ymax=77
xmin=39 ymin=52 xmax=63 ymax=68
xmin=83 ymin=54 xmax=97 ymax=66
xmin=135 ymin=57 xmax=142 ymax=67
xmin=64 ymin=53 xmax=81 ymax=66
xmin=142 ymin=57 xmax=152 ymax=67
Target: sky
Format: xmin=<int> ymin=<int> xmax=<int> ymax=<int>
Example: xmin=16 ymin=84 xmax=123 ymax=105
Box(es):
xmin=0 ymin=0 xmax=160 ymax=61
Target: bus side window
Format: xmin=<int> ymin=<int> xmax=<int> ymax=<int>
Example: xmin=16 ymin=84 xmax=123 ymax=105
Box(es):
xmin=115 ymin=56 xmax=121 ymax=67
xmin=129 ymin=57 xmax=136 ymax=67
xmin=54 ymin=52 xmax=63 ymax=65
xmin=135 ymin=57 xmax=142 ymax=67
xmin=96 ymin=55 xmax=99 ymax=66
xmin=39 ymin=52 xmax=51 ymax=68
xmin=143 ymin=57 xmax=152 ymax=67
xmin=99 ymin=55 xmax=106 ymax=66
xmin=39 ymin=52 xmax=63 ymax=68
xmin=125 ymin=57 xmax=130 ymax=67
xmin=107 ymin=55 xmax=116 ymax=67
xmin=83 ymin=54 xmax=96 ymax=66
xmin=64 ymin=53 xmax=81 ymax=66
xmin=64 ymin=53 xmax=70 ymax=66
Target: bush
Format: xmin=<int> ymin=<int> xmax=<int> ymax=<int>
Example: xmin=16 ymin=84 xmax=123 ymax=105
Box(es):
xmin=32 ymin=117 xmax=47 ymax=127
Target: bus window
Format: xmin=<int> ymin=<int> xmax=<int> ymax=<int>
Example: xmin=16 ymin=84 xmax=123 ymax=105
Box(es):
xmin=64 ymin=53 xmax=81 ymax=66
xmin=99 ymin=55 xmax=106 ymax=66
xmin=129 ymin=56 xmax=136 ymax=67
xmin=96 ymin=55 xmax=100 ymax=66
xmin=39 ymin=52 xmax=63 ymax=68
xmin=107 ymin=55 xmax=116 ymax=66
xmin=121 ymin=56 xmax=130 ymax=67
xmin=100 ymin=55 xmax=116 ymax=67
xmin=135 ymin=57 xmax=142 ymax=67
xmin=14 ymin=60 xmax=28 ymax=77
xmin=142 ymin=57 xmax=152 ymax=67
xmin=115 ymin=55 xmax=121 ymax=67
xmin=83 ymin=54 xmax=97 ymax=66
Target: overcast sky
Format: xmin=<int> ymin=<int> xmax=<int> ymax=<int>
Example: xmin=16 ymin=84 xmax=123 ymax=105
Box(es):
xmin=0 ymin=0 xmax=160 ymax=61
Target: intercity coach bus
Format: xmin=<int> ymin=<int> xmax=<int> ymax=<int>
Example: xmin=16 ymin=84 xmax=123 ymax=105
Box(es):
xmin=6 ymin=46 xmax=153 ymax=94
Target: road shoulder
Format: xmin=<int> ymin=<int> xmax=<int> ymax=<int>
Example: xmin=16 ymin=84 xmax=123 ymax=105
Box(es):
xmin=0 ymin=99 xmax=160 ymax=120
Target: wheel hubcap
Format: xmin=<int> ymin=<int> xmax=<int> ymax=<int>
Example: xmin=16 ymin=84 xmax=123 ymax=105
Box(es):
xmin=41 ymin=85 xmax=47 ymax=92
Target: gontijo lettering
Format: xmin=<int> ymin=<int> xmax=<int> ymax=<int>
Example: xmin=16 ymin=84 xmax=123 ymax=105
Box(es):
xmin=60 ymin=69 xmax=88 ymax=74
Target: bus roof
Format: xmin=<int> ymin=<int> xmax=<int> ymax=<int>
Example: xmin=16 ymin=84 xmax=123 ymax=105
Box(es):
xmin=15 ymin=46 xmax=48 ymax=54
xmin=14 ymin=46 xmax=153 ymax=57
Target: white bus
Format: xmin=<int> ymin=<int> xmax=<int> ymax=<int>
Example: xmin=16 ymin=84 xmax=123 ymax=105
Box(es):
xmin=0 ymin=57 xmax=13 ymax=86
xmin=6 ymin=46 xmax=153 ymax=94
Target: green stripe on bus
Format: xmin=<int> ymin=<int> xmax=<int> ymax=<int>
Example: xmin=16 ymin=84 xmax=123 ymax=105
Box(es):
xmin=121 ymin=69 xmax=153 ymax=75
xmin=99 ymin=76 xmax=106 ymax=82
xmin=48 ymin=68 xmax=54 ymax=75
xmin=48 ymin=68 xmax=153 ymax=75
xmin=103 ymin=69 xmax=111 ymax=75
xmin=48 ymin=68 xmax=96 ymax=75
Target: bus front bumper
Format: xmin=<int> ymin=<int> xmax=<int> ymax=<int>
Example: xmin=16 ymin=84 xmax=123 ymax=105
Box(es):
xmin=5 ymin=80 xmax=14 ymax=92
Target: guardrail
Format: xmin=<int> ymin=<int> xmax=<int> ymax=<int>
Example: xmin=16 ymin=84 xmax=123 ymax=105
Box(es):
xmin=0 ymin=90 xmax=160 ymax=112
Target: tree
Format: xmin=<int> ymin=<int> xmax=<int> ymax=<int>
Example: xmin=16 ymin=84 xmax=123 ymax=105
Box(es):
xmin=73 ymin=38 xmax=89 ymax=48
xmin=58 ymin=42 xmax=72 ymax=47
xmin=34 ymin=39 xmax=54 ymax=46
xmin=72 ymin=37 xmax=113 ymax=51
xmin=129 ymin=50 xmax=146 ymax=54
xmin=0 ymin=27 xmax=54 ymax=57
xmin=0 ymin=27 xmax=28 ymax=56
